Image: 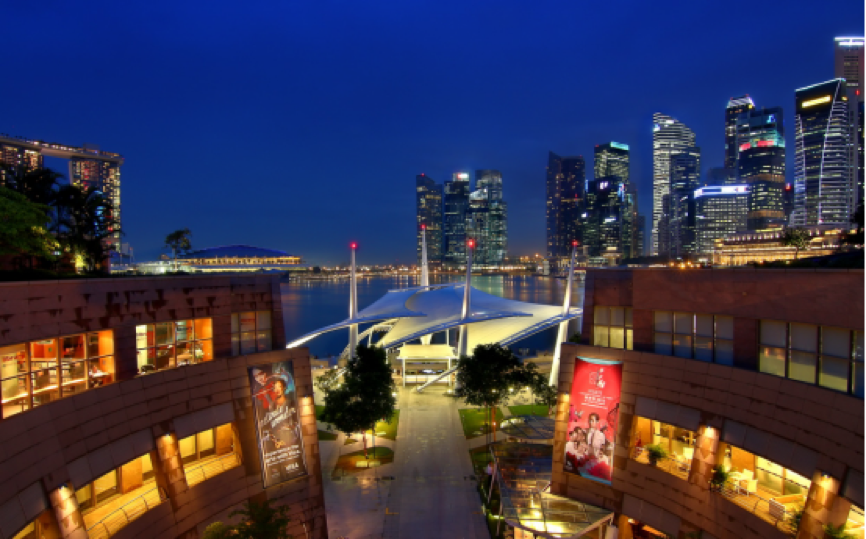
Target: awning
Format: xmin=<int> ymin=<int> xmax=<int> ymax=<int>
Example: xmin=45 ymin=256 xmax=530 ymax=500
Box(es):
xmin=396 ymin=344 xmax=457 ymax=360
xmin=489 ymin=443 xmax=614 ymax=538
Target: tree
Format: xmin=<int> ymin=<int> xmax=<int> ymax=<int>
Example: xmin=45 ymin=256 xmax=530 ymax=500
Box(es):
xmin=529 ymin=373 xmax=558 ymax=418
xmin=319 ymin=345 xmax=396 ymax=458
xmin=201 ymin=522 xmax=234 ymax=539
xmin=55 ymin=185 xmax=120 ymax=273
xmin=201 ymin=499 xmax=294 ymax=539
xmin=455 ymin=344 xmax=536 ymax=445
xmin=314 ymin=368 xmax=341 ymax=394
xmin=0 ymin=164 xmax=62 ymax=208
xmin=781 ymin=227 xmax=810 ymax=260
xmin=843 ymin=204 xmax=864 ymax=246
xmin=0 ymin=187 xmax=59 ymax=268
xmin=165 ymin=228 xmax=193 ymax=271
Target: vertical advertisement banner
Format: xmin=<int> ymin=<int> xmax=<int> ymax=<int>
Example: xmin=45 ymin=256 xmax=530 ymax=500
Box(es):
xmin=563 ymin=357 xmax=622 ymax=485
xmin=248 ymin=361 xmax=307 ymax=487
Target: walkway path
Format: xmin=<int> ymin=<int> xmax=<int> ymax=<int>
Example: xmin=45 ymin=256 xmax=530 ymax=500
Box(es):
xmin=321 ymin=386 xmax=488 ymax=539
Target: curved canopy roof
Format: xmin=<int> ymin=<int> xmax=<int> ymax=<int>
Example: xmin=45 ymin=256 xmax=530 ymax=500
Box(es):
xmin=286 ymin=283 xmax=581 ymax=351
xmin=180 ymin=245 xmax=296 ymax=259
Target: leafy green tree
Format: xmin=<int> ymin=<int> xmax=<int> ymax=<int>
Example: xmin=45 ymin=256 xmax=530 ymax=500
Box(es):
xmin=54 ymin=185 xmax=120 ymax=273
xmin=319 ymin=345 xmax=396 ymax=457
xmin=781 ymin=227 xmax=810 ymax=260
xmin=567 ymin=332 xmax=581 ymax=343
xmin=0 ymin=164 xmax=62 ymax=208
xmin=314 ymin=368 xmax=341 ymax=394
xmin=0 ymin=187 xmax=59 ymax=269
xmin=230 ymin=500 xmax=293 ymax=539
xmin=529 ymin=373 xmax=558 ymax=417
xmin=455 ymin=344 xmax=535 ymax=444
xmin=201 ymin=522 xmax=234 ymax=539
xmin=165 ymin=228 xmax=193 ymax=270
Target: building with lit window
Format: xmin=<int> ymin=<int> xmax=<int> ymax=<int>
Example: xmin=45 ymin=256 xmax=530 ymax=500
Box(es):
xmin=694 ymin=184 xmax=749 ymax=255
xmin=666 ymin=148 xmax=701 ymax=258
xmin=546 ymin=152 xmax=585 ymax=262
xmin=415 ymin=174 xmax=444 ymax=265
xmin=172 ymin=245 xmax=305 ymax=273
xmin=737 ymin=107 xmax=786 ymax=230
xmin=444 ymin=172 xmax=470 ymax=266
xmin=0 ymin=139 xmax=43 ymax=184
xmin=653 ymin=114 xmax=697 ymax=255
xmin=0 ymin=275 xmax=327 ymax=539
xmin=834 ymin=37 xmax=864 ymax=207
xmin=551 ymin=268 xmax=863 ymax=539
xmin=725 ymin=95 xmax=755 ymax=172
xmin=713 ymin=226 xmax=850 ymax=266
xmin=467 ymin=169 xmax=508 ymax=265
xmin=792 ymin=79 xmax=854 ymax=227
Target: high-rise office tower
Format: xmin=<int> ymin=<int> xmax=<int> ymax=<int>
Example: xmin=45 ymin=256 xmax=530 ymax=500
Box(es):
xmin=0 ymin=140 xmax=43 ymax=175
xmin=594 ymin=142 xmax=630 ymax=183
xmin=472 ymin=170 xmax=508 ymax=264
xmin=635 ymin=214 xmax=646 ymax=258
xmin=652 ymin=114 xmax=696 ymax=255
xmin=593 ymin=143 xmax=639 ymax=260
xmin=666 ymin=148 xmax=701 ymax=258
xmin=695 ymin=185 xmax=750 ymax=254
xmin=584 ymin=175 xmax=631 ymax=262
xmin=792 ymin=80 xmax=853 ymax=227
xmin=415 ymin=174 xmax=444 ymax=266
xmin=444 ymin=172 xmax=471 ymax=266
xmin=725 ymin=96 xmax=756 ymax=171
xmin=545 ymin=152 xmax=585 ymax=260
xmin=706 ymin=166 xmax=734 ymax=187
xmin=835 ymin=37 xmax=864 ymax=210
xmin=736 ymin=107 xmax=786 ymax=230
xmin=69 ymin=156 xmax=123 ymax=244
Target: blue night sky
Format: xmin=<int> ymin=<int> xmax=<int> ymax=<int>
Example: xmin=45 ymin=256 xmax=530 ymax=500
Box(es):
xmin=3 ymin=1 xmax=862 ymax=265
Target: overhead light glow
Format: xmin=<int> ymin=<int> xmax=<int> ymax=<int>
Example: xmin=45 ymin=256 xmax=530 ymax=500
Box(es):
xmin=802 ymin=95 xmax=832 ymax=108
xmin=350 ymin=242 xmax=357 ymax=249
xmin=457 ymin=173 xmax=469 ymax=179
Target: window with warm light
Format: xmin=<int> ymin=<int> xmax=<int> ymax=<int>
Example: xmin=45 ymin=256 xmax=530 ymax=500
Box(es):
xmin=135 ymin=319 xmax=213 ymax=374
xmin=179 ymin=423 xmax=239 ymax=487
xmin=593 ymin=306 xmax=633 ymax=349
xmin=631 ymin=417 xmax=696 ymax=479
xmin=653 ymin=311 xmax=733 ymax=364
xmin=231 ymin=311 xmax=272 ymax=355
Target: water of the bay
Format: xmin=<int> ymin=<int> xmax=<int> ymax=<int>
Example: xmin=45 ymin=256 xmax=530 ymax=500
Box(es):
xmin=280 ymin=274 xmax=584 ymax=361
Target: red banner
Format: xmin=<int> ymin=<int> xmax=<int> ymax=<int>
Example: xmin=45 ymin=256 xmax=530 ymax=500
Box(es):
xmin=563 ymin=357 xmax=622 ymax=485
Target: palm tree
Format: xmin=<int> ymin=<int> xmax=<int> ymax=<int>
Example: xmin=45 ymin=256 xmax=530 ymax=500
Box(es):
xmin=55 ymin=185 xmax=120 ymax=273
xmin=781 ymin=228 xmax=810 ymax=260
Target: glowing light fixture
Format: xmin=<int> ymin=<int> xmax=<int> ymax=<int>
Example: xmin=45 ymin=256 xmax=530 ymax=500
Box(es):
xmin=802 ymin=95 xmax=832 ymax=108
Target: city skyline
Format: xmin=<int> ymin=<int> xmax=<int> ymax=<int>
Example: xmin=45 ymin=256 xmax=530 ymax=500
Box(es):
xmin=1 ymin=1 xmax=862 ymax=265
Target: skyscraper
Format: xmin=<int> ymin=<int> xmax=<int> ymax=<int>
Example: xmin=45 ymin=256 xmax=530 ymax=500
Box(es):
xmin=584 ymin=175 xmax=631 ymax=263
xmin=725 ymin=96 xmax=755 ymax=171
xmin=415 ymin=174 xmax=443 ymax=266
xmin=792 ymin=79 xmax=853 ymax=227
xmin=594 ymin=142 xmax=630 ymax=182
xmin=666 ymin=148 xmax=701 ymax=258
xmin=592 ymin=143 xmax=640 ymax=260
xmin=472 ymin=170 xmax=508 ymax=264
xmin=834 ymin=37 xmax=864 ymax=210
xmin=545 ymin=152 xmax=585 ymax=260
xmin=69 ymin=156 xmax=123 ymax=245
xmin=652 ymin=113 xmax=696 ymax=255
xmin=443 ymin=172 xmax=470 ymax=266
xmin=736 ymin=107 xmax=786 ymax=230
xmin=695 ymin=185 xmax=750 ymax=254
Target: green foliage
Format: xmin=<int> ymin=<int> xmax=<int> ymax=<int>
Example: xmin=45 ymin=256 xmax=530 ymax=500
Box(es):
xmin=782 ymin=227 xmax=810 ymax=259
xmin=314 ymin=368 xmax=341 ymax=394
xmin=55 ymin=185 xmax=120 ymax=273
xmin=229 ymin=499 xmax=293 ymax=539
xmin=567 ymin=332 xmax=581 ymax=343
xmin=319 ymin=345 xmax=396 ymax=450
xmin=823 ymin=522 xmax=856 ymax=539
xmin=0 ymin=187 xmax=59 ymax=264
xmin=0 ymin=164 xmax=62 ymax=208
xmin=165 ymin=228 xmax=193 ymax=255
xmin=529 ymin=373 xmax=557 ymax=417
xmin=644 ymin=443 xmax=668 ymax=465
xmin=455 ymin=344 xmax=536 ymax=409
xmin=202 ymin=522 xmax=234 ymax=539
xmin=709 ymin=464 xmax=729 ymax=491
xmin=787 ymin=504 xmax=806 ymax=532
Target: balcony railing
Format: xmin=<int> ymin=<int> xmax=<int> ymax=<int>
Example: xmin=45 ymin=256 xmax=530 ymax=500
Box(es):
xmin=717 ymin=479 xmax=799 ymax=536
xmin=184 ymin=452 xmax=241 ymax=487
xmin=85 ymin=486 xmax=167 ymax=539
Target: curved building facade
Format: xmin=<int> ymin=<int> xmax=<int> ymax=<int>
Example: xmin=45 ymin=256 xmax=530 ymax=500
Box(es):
xmin=0 ymin=275 xmax=326 ymax=539
xmin=552 ymin=268 xmax=863 ymax=539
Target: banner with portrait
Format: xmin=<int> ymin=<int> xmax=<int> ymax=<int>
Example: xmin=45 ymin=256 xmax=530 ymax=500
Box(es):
xmin=563 ymin=357 xmax=622 ymax=485
xmin=248 ymin=361 xmax=307 ymax=487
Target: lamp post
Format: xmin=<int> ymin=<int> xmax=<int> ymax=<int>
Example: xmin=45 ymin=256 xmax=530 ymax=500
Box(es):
xmin=349 ymin=242 xmax=358 ymax=358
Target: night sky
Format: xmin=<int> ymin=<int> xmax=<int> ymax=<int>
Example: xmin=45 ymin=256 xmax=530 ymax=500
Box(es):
xmin=3 ymin=1 xmax=862 ymax=265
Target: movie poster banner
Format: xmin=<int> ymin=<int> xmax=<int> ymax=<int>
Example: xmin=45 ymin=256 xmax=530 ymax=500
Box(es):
xmin=248 ymin=361 xmax=307 ymax=487
xmin=563 ymin=357 xmax=622 ymax=485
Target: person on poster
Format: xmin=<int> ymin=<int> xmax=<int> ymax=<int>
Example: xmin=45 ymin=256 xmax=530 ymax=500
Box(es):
xmin=251 ymin=367 xmax=293 ymax=414
xmin=586 ymin=413 xmax=606 ymax=457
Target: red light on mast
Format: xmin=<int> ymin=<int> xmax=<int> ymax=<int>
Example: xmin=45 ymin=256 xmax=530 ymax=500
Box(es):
xmin=467 ymin=239 xmax=475 ymax=249
xmin=421 ymin=224 xmax=426 ymax=230
xmin=572 ymin=240 xmax=579 ymax=247
xmin=350 ymin=242 xmax=357 ymax=249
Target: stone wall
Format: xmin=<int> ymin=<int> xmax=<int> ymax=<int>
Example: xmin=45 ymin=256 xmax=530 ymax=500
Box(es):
xmin=0 ymin=348 xmax=326 ymax=539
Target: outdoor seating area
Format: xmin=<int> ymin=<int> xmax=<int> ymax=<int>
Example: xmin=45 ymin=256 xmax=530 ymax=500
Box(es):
xmin=631 ymin=417 xmax=695 ymax=481
xmin=632 ymin=448 xmax=691 ymax=481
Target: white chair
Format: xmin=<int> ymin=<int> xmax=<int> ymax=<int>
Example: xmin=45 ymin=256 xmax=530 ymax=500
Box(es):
xmin=739 ymin=479 xmax=758 ymax=496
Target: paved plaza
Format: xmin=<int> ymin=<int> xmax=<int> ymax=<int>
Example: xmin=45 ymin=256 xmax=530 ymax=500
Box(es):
xmin=320 ymin=386 xmax=491 ymax=539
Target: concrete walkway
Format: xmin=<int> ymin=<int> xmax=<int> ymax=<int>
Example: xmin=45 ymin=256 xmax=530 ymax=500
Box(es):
xmin=320 ymin=387 xmax=489 ymax=539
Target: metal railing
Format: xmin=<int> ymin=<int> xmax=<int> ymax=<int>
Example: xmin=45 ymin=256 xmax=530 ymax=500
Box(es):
xmin=184 ymin=452 xmax=241 ymax=487
xmin=717 ymin=479 xmax=798 ymax=535
xmin=85 ymin=486 xmax=167 ymax=539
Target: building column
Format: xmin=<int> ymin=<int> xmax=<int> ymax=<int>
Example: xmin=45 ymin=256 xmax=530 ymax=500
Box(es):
xmin=797 ymin=471 xmax=848 ymax=539
xmin=47 ymin=484 xmax=86 ymax=539
xmin=688 ymin=424 xmax=721 ymax=489
xmin=150 ymin=432 xmax=189 ymax=512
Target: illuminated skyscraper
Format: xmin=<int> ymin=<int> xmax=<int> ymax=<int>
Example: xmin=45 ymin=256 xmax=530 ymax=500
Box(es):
xmin=444 ymin=172 xmax=470 ymax=266
xmin=666 ymin=148 xmax=701 ymax=258
xmin=737 ymin=107 xmax=786 ymax=230
xmin=591 ymin=143 xmax=640 ymax=260
xmin=792 ymin=79 xmax=853 ymax=227
xmin=545 ymin=152 xmax=585 ymax=260
xmin=471 ymin=170 xmax=508 ymax=264
xmin=415 ymin=174 xmax=443 ymax=265
xmin=695 ymin=185 xmax=749 ymax=254
xmin=594 ymin=142 xmax=630 ymax=183
xmin=834 ymin=37 xmax=864 ymax=209
xmin=725 ymin=96 xmax=755 ymax=171
xmin=652 ymin=113 xmax=696 ymax=255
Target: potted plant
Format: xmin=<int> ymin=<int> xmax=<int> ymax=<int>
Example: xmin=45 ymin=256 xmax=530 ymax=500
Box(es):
xmin=708 ymin=464 xmax=730 ymax=492
xmin=823 ymin=523 xmax=855 ymax=539
xmin=645 ymin=444 xmax=668 ymax=466
xmin=787 ymin=504 xmax=805 ymax=533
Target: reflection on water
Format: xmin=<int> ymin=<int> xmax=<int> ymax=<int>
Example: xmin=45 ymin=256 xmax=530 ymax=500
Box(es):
xmin=281 ymin=275 xmax=584 ymax=360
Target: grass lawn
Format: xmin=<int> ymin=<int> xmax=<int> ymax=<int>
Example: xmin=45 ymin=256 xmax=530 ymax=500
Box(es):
xmin=341 ymin=410 xmax=400 ymax=444
xmin=315 ymin=405 xmax=326 ymax=418
xmin=507 ymin=405 xmax=550 ymax=417
xmin=458 ymin=408 xmax=504 ymax=439
xmin=332 ymin=447 xmax=394 ymax=478
xmin=318 ymin=430 xmax=338 ymax=441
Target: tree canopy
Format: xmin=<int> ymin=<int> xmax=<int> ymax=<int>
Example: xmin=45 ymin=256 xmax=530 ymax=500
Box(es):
xmin=201 ymin=499 xmax=293 ymax=539
xmin=455 ymin=344 xmax=535 ymax=409
xmin=0 ymin=187 xmax=59 ymax=265
xmin=55 ymin=185 xmax=120 ymax=272
xmin=781 ymin=228 xmax=810 ymax=260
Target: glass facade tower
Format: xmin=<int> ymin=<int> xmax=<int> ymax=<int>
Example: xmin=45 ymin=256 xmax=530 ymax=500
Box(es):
xmin=667 ymin=148 xmax=701 ymax=258
xmin=737 ymin=107 xmax=786 ymax=230
xmin=415 ymin=174 xmax=443 ymax=265
xmin=444 ymin=172 xmax=470 ymax=266
xmin=471 ymin=170 xmax=507 ymax=265
xmin=653 ymin=113 xmax=696 ymax=255
xmin=695 ymin=185 xmax=750 ymax=254
xmin=792 ymin=79 xmax=853 ymax=227
xmin=545 ymin=152 xmax=585 ymax=260
xmin=834 ymin=37 xmax=864 ymax=211
xmin=725 ymin=96 xmax=756 ymax=171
